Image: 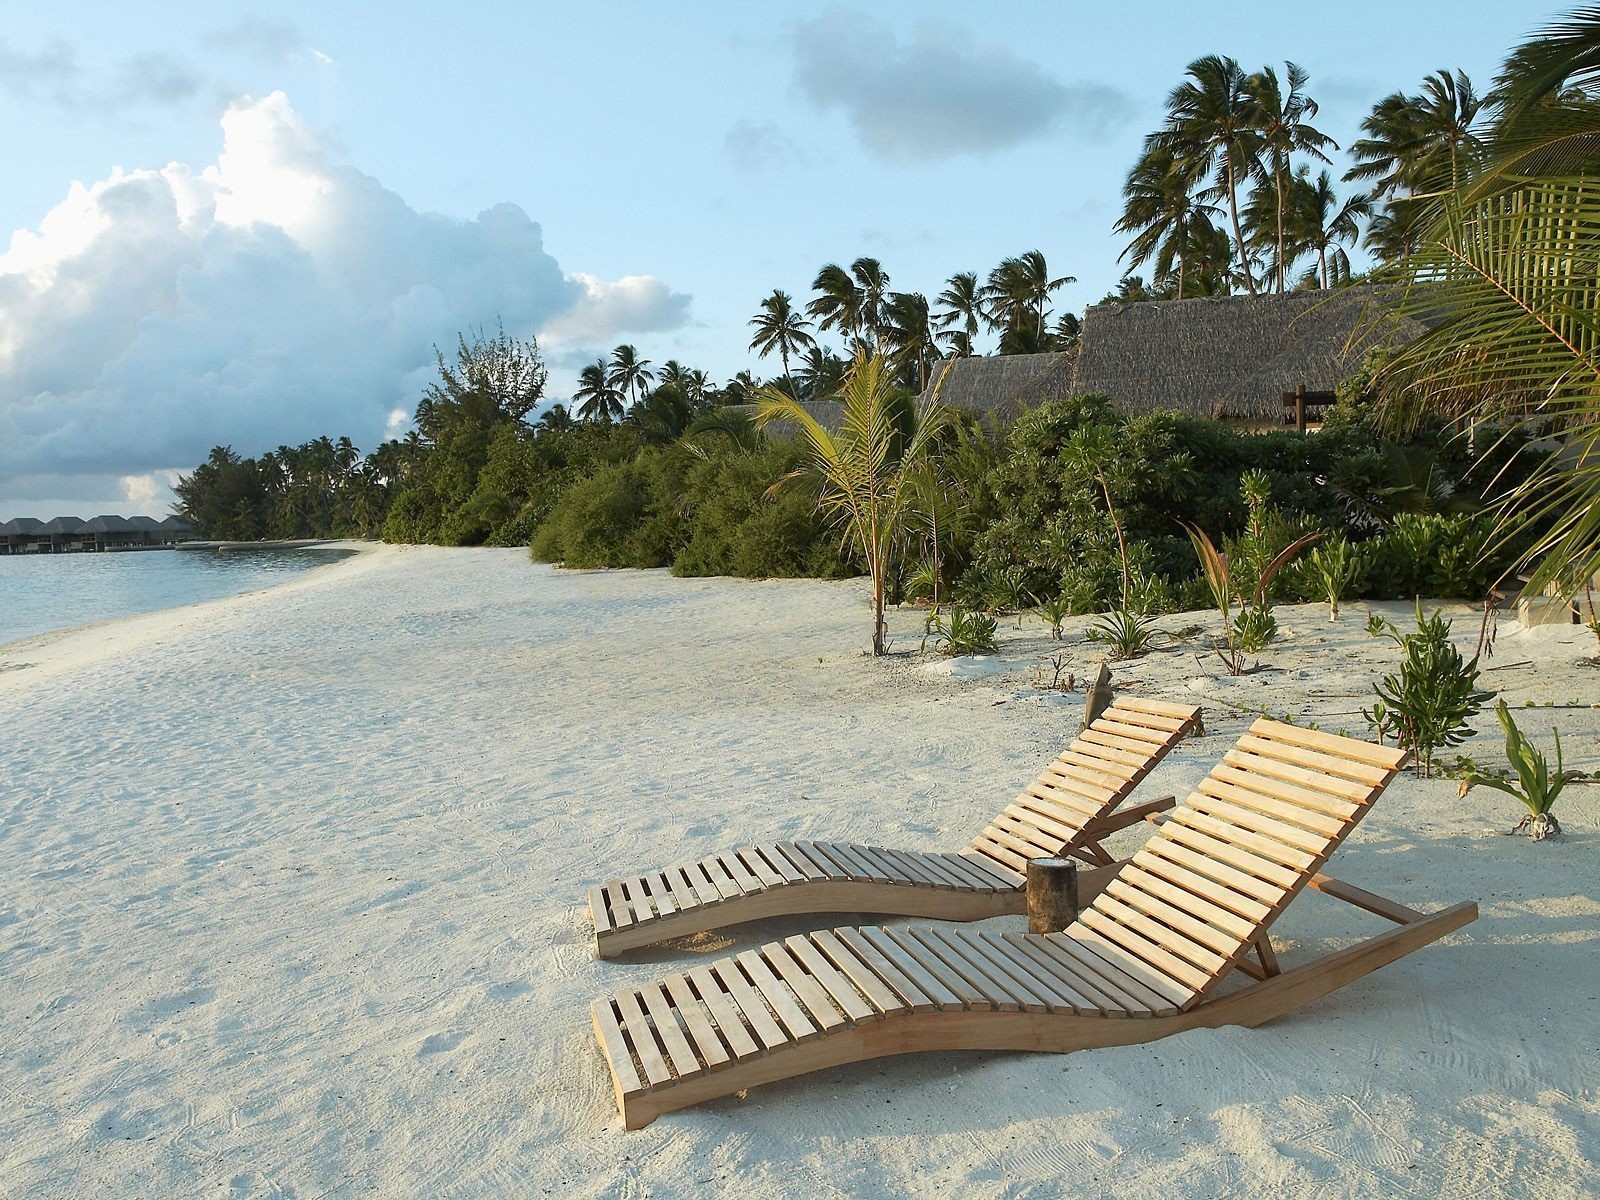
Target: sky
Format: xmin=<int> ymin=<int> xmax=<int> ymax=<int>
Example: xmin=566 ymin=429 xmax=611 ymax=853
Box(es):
xmin=0 ymin=1 xmax=1556 ymax=517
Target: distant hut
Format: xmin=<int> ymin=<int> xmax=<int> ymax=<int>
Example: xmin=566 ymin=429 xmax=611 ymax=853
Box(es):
xmin=81 ymin=514 xmax=143 ymax=551
xmin=914 ymin=352 xmax=1077 ymax=422
xmin=1070 ymin=287 xmax=1428 ymax=426
xmin=1 ymin=516 xmax=47 ymax=555
xmin=41 ymin=516 xmax=87 ymax=552
xmin=158 ymin=515 xmax=196 ymax=544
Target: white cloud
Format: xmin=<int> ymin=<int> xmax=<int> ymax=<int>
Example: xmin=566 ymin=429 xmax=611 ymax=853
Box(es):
xmin=0 ymin=91 xmax=691 ymax=513
xmin=790 ymin=10 xmax=1133 ymax=161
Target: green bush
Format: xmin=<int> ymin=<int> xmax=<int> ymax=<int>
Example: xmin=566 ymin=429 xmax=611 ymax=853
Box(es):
xmin=530 ymin=456 xmax=685 ymax=568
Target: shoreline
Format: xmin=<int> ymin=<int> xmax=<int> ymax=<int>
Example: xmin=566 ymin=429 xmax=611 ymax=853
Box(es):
xmin=0 ymin=538 xmax=393 ymax=686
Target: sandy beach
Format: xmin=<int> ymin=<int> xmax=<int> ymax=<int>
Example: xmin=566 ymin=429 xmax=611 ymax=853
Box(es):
xmin=2 ymin=545 xmax=1596 ymax=1198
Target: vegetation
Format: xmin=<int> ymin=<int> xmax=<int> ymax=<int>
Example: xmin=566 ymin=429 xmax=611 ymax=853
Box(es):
xmin=932 ymin=606 xmax=999 ymax=657
xmin=755 ymin=354 xmax=949 ymax=655
xmin=1462 ymin=701 xmax=1581 ymax=840
xmin=1365 ymin=604 xmax=1494 ymax=777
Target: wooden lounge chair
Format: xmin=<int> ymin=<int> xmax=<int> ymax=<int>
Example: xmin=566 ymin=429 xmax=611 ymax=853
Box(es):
xmin=590 ymin=698 xmax=1202 ymax=958
xmin=591 ymin=720 xmax=1477 ymax=1128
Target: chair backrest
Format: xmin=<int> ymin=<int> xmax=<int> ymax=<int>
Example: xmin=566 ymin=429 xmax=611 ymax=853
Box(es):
xmin=970 ymin=698 xmax=1201 ymax=874
xmin=1060 ymin=719 xmax=1410 ymax=1011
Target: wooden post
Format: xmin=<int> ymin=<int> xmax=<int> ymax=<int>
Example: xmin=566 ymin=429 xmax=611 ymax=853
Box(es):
xmin=1295 ymin=384 xmax=1307 ymax=433
xmin=1027 ymin=857 xmax=1079 ymax=934
xmin=1082 ymin=661 xmax=1113 ymax=730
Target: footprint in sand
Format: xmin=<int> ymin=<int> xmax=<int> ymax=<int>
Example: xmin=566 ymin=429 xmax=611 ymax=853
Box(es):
xmin=483 ymin=981 xmax=531 ymax=1003
xmin=417 ymin=1030 xmax=471 ymax=1057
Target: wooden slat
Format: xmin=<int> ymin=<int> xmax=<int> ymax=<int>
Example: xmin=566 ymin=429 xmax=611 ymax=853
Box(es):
xmin=761 ymin=942 xmax=848 ymax=1032
xmin=589 ymin=885 xmax=614 ymax=935
xmin=637 ymin=982 xmax=702 ymax=1078
xmin=706 ymin=960 xmax=789 ymax=1052
xmin=782 ymin=841 xmax=849 ymax=881
xmin=719 ymin=852 xmax=763 ymax=895
xmin=1068 ymin=925 xmax=1196 ymax=1007
xmin=1236 ymin=735 xmax=1389 ymax=786
xmin=785 ymin=935 xmax=878 ymax=1022
xmin=1249 ymin=719 xmax=1405 ymax=769
xmin=1210 ymin=762 xmax=1361 ymax=817
xmin=669 ymin=863 xmax=717 ymax=910
xmin=1102 ymin=708 xmax=1185 ymax=734
xmin=1114 ymin=697 xmax=1201 ymax=720
xmin=591 ymin=999 xmax=644 ymax=1095
xmin=1188 ymin=794 xmax=1334 ymax=853
xmin=1007 ymin=798 xmax=1089 ymax=840
xmin=899 ymin=928 xmax=1021 ymax=1012
xmin=981 ymin=820 xmax=1056 ymax=860
xmin=970 ymin=835 xmax=1029 ymax=874
xmin=1221 ymin=750 xmax=1369 ymax=803
xmin=1060 ymin=749 xmax=1140 ymax=781
xmin=1165 ymin=812 xmax=1311 ymax=880
xmin=921 ymin=928 xmax=1049 ymax=1012
xmin=646 ymin=872 xmax=678 ymax=918
xmin=1079 ymin=727 xmax=1168 ymax=756
xmin=755 ymin=843 xmax=806 ymax=885
xmin=1094 ymin=718 xmax=1169 ymax=744
xmin=736 ymin=949 xmax=819 ymax=1041
xmin=684 ymin=965 xmax=762 ymax=1061
xmin=1068 ymin=738 xmax=1148 ymax=769
xmin=1114 ymin=866 xmax=1261 ymax=938
xmin=852 ymin=845 xmax=917 ymax=884
xmin=874 ymin=848 xmax=954 ymax=889
xmin=603 ymin=881 xmax=635 ymax=928
xmin=878 ymin=927 xmax=991 ymax=1009
xmin=1025 ymin=779 xmax=1105 ymax=816
xmin=1038 ymin=934 xmax=1173 ymax=1014
xmin=1036 ymin=768 xmax=1118 ymax=804
xmin=1197 ymin=777 xmax=1348 ymax=836
xmin=833 ymin=927 xmax=945 ymax=1012
xmin=613 ymin=989 xmax=672 ymax=1085
xmin=1000 ymin=934 xmax=1121 ymax=1015
xmin=1090 ymin=895 xmax=1230 ymax=974
xmin=971 ymin=933 xmax=1090 ymax=1013
xmin=804 ymin=841 xmax=878 ymax=883
xmin=771 ymin=842 xmax=828 ymax=881
xmin=954 ymin=851 xmax=1026 ymax=888
xmin=1138 ymin=841 xmax=1284 ymax=909
xmin=832 ymin=841 xmax=901 ymax=883
xmin=1173 ymin=807 xmax=1320 ymax=870
xmin=736 ymin=848 xmax=785 ymax=890
xmin=1105 ymin=880 xmax=1246 ymax=956
xmin=661 ymin=973 xmax=731 ymax=1069
xmin=810 ymin=929 xmax=912 ymax=1015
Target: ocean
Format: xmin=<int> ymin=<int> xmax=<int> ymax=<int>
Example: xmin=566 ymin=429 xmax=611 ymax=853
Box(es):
xmin=0 ymin=546 xmax=355 ymax=647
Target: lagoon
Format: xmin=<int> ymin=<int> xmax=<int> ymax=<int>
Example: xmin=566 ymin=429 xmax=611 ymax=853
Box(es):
xmin=0 ymin=545 xmax=354 ymax=647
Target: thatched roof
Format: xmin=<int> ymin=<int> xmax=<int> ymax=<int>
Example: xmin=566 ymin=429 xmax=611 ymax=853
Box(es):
xmin=1071 ymin=287 xmax=1429 ymax=422
xmin=1 ymin=517 xmax=45 ymax=534
xmin=726 ymin=400 xmax=845 ymax=438
xmin=160 ymin=515 xmax=193 ymax=531
xmin=915 ymin=352 xmax=1076 ymax=419
xmin=41 ymin=516 xmax=84 ymax=533
xmin=82 ymin=515 xmax=137 ymax=533
xmin=127 ymin=516 xmax=165 ymax=531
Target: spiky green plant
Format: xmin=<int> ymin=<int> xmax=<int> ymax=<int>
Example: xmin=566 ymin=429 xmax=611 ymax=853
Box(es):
xmin=756 ymin=353 xmax=951 ymax=654
xmin=1364 ymin=601 xmax=1494 ymax=777
xmin=1036 ymin=592 xmax=1072 ymax=640
xmin=1182 ymin=521 xmax=1323 ymax=674
xmin=1086 ymin=608 xmax=1168 ymax=660
xmin=934 ymin=606 xmax=999 ymax=656
xmin=1463 ymin=700 xmax=1581 ymax=839
xmin=1305 ymin=536 xmax=1361 ymax=619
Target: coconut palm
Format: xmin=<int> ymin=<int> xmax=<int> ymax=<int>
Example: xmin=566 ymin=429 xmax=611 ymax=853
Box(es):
xmin=537 ymin=403 xmax=575 ymax=432
xmin=1016 ymin=250 xmax=1075 ymax=339
xmin=1245 ymin=62 xmax=1336 ymax=291
xmin=882 ymin=291 xmax=939 ymax=391
xmin=1117 ymin=144 xmax=1222 ymax=298
xmin=979 ymin=256 xmax=1035 ymax=341
xmin=850 ymin=257 xmax=892 ymax=349
xmin=1366 ymin=17 xmax=1600 ymax=596
xmin=573 ymin=361 xmax=624 ymax=423
xmin=748 ymin=289 xmax=816 ymax=393
xmin=1152 ymin=54 xmax=1265 ymax=295
xmin=1288 ymin=168 xmax=1370 ymax=288
xmin=755 ymin=353 xmax=951 ymax=655
xmin=606 ymin=344 xmax=654 ymax=410
xmin=934 ymin=271 xmax=983 ymax=353
xmin=793 ymin=344 xmax=847 ymax=400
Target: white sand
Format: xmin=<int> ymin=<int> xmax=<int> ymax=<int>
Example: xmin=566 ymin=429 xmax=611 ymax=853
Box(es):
xmin=2 ymin=546 xmax=1596 ymax=1198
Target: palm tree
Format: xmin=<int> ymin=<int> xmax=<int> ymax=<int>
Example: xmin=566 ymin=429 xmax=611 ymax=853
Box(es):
xmin=807 ymin=263 xmax=863 ymax=345
xmin=850 ymin=257 xmax=891 ymax=349
xmin=1154 ymin=54 xmax=1264 ymax=295
xmin=1289 ymin=169 xmax=1369 ymax=288
xmin=537 ymin=403 xmax=575 ymax=432
xmin=748 ymin=289 xmax=816 ymax=392
xmin=1117 ymin=144 xmax=1221 ymax=298
xmin=1245 ymin=62 xmax=1335 ymax=292
xmin=1016 ymin=250 xmax=1075 ymax=339
xmin=793 ymin=344 xmax=847 ymax=400
xmin=933 ymin=272 xmax=982 ymax=354
xmin=573 ymin=361 xmax=624 ymax=423
xmin=657 ymin=360 xmax=691 ymax=392
xmin=1345 ymin=71 xmax=1483 ymax=263
xmin=979 ymin=256 xmax=1034 ymax=341
xmin=684 ymin=368 xmax=712 ymax=406
xmin=755 ymin=353 xmax=951 ymax=655
xmin=606 ymin=344 xmax=654 ymax=410
xmin=882 ymin=291 xmax=939 ymax=390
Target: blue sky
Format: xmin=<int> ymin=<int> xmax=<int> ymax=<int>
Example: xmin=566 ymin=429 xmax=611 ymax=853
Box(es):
xmin=0 ymin=1 xmax=1553 ymax=514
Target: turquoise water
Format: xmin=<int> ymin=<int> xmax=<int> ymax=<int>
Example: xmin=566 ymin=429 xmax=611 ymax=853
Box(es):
xmin=0 ymin=547 xmax=355 ymax=647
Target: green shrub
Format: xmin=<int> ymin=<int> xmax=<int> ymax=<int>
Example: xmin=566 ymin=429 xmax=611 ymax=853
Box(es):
xmin=1365 ymin=603 xmax=1494 ymax=776
xmin=933 ymin=606 xmax=999 ymax=656
xmin=530 ymin=457 xmax=685 ymax=568
xmin=1086 ymin=608 xmax=1169 ymax=659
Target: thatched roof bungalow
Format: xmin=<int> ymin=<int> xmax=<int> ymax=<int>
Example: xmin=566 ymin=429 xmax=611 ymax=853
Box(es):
xmin=1070 ymin=287 xmax=1427 ymax=424
xmin=916 ymin=353 xmax=1077 ymax=422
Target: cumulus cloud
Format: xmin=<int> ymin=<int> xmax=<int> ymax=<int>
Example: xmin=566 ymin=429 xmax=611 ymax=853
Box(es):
xmin=790 ymin=10 xmax=1132 ymax=161
xmin=0 ymin=36 xmax=207 ymax=113
xmin=0 ymin=91 xmax=691 ymax=511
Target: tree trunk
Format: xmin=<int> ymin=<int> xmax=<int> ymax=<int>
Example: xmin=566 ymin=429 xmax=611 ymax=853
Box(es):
xmin=1275 ymin=163 xmax=1286 ymax=293
xmin=872 ymin=569 xmax=886 ymax=656
xmin=1226 ymin=162 xmax=1257 ymax=296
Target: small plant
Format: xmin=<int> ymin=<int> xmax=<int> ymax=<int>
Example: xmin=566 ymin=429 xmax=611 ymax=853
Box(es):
xmin=934 ymin=606 xmax=999 ymax=656
xmin=1033 ymin=652 xmax=1075 ymax=692
xmin=1363 ymin=601 xmax=1494 ymax=777
xmin=1462 ymin=701 xmax=1580 ymax=840
xmin=1086 ymin=608 xmax=1169 ymax=660
xmin=1036 ymin=593 xmax=1072 ymax=641
xmin=1182 ymin=521 xmax=1321 ymax=675
xmin=1231 ymin=605 xmax=1279 ymax=654
xmin=904 ymin=558 xmax=941 ymax=606
xmin=984 ymin=567 xmax=1032 ymax=616
xmin=1305 ymin=536 xmax=1361 ymax=620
